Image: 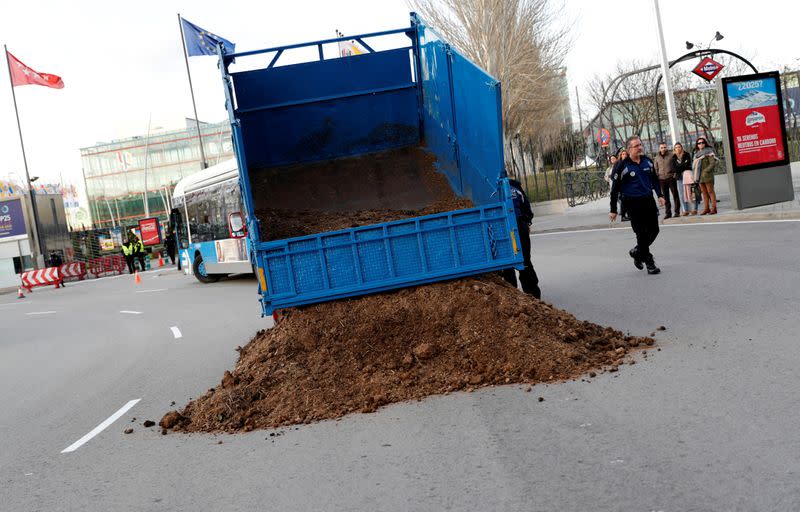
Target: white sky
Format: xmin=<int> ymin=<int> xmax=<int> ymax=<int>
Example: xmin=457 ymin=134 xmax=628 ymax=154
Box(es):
xmin=1 ymin=0 xmax=797 ymax=189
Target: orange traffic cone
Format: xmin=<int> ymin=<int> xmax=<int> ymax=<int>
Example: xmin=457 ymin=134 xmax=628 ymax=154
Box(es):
xmin=17 ymin=286 xmax=25 ymax=299
xmin=134 ymin=271 xmax=142 ymax=284
xmin=158 ymin=254 xmax=164 ymax=267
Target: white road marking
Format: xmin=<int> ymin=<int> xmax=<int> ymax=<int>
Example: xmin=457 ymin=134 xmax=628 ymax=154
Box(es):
xmin=61 ymin=399 xmax=141 ymax=453
xmin=0 ymin=301 xmax=28 ymax=307
xmin=170 ymin=326 xmax=182 ymax=339
xmin=534 ymin=218 xmax=800 ymax=237
xmin=135 ymin=288 xmax=167 ymax=293
xmin=25 ymin=311 xmax=56 ymax=316
xmin=119 ymin=310 xmax=143 ymax=315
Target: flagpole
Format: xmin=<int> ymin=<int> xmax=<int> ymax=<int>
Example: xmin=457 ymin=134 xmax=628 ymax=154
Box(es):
xmin=4 ymin=44 xmax=45 ymax=267
xmin=178 ymin=13 xmax=208 ymax=170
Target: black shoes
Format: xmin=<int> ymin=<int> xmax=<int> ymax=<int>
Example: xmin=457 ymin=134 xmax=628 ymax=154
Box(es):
xmin=629 ymin=248 xmax=644 ymax=270
xmin=630 ymin=248 xmax=660 ymax=274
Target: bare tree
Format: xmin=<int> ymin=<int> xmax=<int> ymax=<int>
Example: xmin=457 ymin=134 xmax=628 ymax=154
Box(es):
xmin=409 ymin=0 xmax=572 ymax=139
xmin=583 ymin=62 xmax=661 ymax=150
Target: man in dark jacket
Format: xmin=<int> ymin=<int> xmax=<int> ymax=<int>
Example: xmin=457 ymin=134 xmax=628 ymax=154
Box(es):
xmin=653 ymin=142 xmax=680 ymax=218
xmin=503 ymin=178 xmax=541 ymax=299
xmin=609 ymin=136 xmax=666 ymax=274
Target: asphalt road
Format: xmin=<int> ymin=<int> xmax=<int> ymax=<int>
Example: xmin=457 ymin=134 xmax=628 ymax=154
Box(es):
xmin=2 ymin=220 xmax=800 ymax=511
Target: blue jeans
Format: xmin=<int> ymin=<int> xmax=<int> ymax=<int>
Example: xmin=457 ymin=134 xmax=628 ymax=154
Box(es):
xmin=677 ymin=178 xmax=686 ymax=211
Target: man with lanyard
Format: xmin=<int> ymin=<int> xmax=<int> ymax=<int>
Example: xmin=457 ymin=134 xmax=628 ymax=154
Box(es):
xmin=609 ymin=136 xmax=666 ymax=275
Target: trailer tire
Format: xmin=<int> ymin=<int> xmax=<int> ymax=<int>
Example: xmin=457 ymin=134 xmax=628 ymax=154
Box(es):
xmin=193 ymin=254 xmax=220 ymax=284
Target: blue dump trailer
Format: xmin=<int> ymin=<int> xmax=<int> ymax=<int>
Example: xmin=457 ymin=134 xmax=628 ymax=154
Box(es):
xmin=218 ymin=13 xmax=523 ymax=315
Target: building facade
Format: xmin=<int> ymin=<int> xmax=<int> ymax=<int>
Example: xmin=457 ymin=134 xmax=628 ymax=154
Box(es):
xmin=80 ymin=119 xmax=234 ymax=229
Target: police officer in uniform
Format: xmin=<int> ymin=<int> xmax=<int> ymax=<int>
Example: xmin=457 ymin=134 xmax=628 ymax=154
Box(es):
xmin=609 ymin=136 xmax=665 ymax=275
xmin=503 ymin=178 xmax=541 ymax=299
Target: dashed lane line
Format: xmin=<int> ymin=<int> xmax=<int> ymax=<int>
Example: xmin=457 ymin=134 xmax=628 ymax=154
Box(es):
xmin=25 ymin=311 xmax=56 ymax=316
xmin=170 ymin=326 xmax=183 ymax=339
xmin=135 ymin=288 xmax=168 ymax=293
xmin=119 ymin=310 xmax=143 ymax=315
xmin=61 ymin=399 xmax=141 ymax=453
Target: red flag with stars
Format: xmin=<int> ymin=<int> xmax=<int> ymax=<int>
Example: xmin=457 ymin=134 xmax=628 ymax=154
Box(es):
xmin=6 ymin=51 xmax=64 ymax=89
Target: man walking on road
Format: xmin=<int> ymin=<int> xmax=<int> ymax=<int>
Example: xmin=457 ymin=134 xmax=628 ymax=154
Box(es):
xmin=653 ymin=142 xmax=680 ymax=219
xmin=609 ymin=136 xmax=666 ymax=275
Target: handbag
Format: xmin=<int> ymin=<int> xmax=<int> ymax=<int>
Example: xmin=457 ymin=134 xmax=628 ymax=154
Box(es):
xmin=691 ymin=183 xmax=701 ymax=202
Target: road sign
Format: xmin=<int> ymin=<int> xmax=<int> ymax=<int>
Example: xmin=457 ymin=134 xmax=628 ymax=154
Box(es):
xmin=693 ymin=57 xmax=724 ymax=81
xmin=596 ymin=128 xmax=611 ymax=146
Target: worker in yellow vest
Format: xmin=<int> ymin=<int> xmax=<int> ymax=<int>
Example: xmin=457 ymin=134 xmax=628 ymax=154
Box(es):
xmin=121 ymin=237 xmax=136 ymax=274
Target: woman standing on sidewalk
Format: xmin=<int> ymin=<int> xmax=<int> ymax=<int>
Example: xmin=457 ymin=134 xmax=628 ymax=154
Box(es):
xmin=672 ymin=142 xmax=698 ymax=215
xmin=692 ymin=138 xmax=718 ymax=215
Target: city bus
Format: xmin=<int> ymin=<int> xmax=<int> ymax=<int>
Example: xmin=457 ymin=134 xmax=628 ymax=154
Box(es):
xmin=171 ymin=158 xmax=252 ymax=283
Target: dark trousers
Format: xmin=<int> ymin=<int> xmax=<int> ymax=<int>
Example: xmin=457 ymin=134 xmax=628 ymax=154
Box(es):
xmin=136 ymin=254 xmax=146 ymax=272
xmin=502 ymin=220 xmax=541 ymax=298
xmin=167 ymin=248 xmax=176 ymax=265
xmin=624 ymin=195 xmax=660 ymax=264
xmin=125 ymin=255 xmax=135 ymax=274
xmin=660 ymin=178 xmax=680 ymax=216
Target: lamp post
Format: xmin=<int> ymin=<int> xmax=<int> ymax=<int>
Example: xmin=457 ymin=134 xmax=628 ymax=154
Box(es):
xmin=27 ymin=175 xmax=45 ymax=267
xmin=652 ymin=0 xmax=680 ymax=145
xmin=142 ymin=117 xmax=163 ymax=218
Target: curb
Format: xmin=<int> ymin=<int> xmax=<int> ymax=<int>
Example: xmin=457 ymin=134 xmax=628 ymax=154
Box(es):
xmin=535 ymin=210 xmax=800 ymax=235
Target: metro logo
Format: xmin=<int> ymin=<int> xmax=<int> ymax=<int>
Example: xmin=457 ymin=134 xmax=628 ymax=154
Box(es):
xmin=692 ymin=57 xmax=724 ymax=81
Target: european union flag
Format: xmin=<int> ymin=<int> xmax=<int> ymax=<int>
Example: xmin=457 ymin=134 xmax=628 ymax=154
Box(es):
xmin=181 ymin=17 xmax=235 ymax=57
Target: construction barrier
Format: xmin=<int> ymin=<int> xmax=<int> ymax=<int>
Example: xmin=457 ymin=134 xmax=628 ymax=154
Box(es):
xmin=88 ymin=255 xmax=126 ymax=278
xmin=21 ymin=267 xmax=63 ymax=292
xmin=58 ymin=262 xmax=87 ymax=281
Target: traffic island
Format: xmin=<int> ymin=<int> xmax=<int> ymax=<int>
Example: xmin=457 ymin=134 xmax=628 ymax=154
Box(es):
xmin=161 ymin=274 xmax=654 ymax=433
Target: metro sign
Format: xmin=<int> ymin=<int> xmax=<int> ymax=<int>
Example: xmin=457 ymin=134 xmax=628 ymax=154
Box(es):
xmin=692 ymin=57 xmax=724 ymax=81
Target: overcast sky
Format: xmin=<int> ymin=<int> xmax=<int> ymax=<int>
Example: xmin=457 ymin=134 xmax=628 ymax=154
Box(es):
xmin=1 ymin=0 xmax=797 ymax=189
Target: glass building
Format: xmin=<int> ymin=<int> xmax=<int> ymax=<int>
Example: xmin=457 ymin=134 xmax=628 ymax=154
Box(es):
xmin=80 ymin=119 xmax=234 ymax=228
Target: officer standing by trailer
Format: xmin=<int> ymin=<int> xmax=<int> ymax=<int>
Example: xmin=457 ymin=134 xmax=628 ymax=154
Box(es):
xmin=503 ymin=177 xmax=541 ymax=299
xmin=609 ymin=136 xmax=666 ymax=275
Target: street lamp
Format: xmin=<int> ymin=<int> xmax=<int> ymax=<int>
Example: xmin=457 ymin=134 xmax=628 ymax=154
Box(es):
xmin=142 ymin=117 xmax=163 ymax=218
xmin=685 ymin=31 xmax=724 ymax=50
xmin=25 ymin=174 xmax=45 ymax=267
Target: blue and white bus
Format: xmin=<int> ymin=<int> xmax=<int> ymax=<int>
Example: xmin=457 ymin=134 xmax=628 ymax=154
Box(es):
xmin=171 ymin=159 xmax=252 ymax=283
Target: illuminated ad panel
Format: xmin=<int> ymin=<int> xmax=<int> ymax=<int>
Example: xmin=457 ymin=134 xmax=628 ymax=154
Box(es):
xmin=722 ymin=73 xmax=790 ymax=171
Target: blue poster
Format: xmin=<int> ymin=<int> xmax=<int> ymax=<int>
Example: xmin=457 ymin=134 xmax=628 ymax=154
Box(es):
xmin=0 ymin=199 xmax=27 ymax=239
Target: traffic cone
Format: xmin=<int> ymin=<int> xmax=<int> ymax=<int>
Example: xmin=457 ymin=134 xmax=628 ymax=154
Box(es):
xmin=17 ymin=287 xmax=25 ymax=299
xmin=158 ymin=254 xmax=164 ymax=267
xmin=134 ymin=271 xmax=142 ymax=284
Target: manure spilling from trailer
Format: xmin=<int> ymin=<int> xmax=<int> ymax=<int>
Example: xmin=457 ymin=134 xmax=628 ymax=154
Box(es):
xmin=161 ymin=274 xmax=655 ymax=433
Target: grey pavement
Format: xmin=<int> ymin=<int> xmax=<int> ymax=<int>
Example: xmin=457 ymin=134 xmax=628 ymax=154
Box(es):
xmin=2 ymin=220 xmax=800 ymax=510
xmin=532 ymin=162 xmax=800 ymax=234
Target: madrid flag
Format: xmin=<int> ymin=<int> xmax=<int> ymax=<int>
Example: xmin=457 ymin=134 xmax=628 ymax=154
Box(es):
xmin=6 ymin=51 xmax=64 ymax=89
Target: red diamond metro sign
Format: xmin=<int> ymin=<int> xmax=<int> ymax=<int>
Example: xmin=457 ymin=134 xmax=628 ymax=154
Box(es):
xmin=692 ymin=57 xmax=724 ymax=81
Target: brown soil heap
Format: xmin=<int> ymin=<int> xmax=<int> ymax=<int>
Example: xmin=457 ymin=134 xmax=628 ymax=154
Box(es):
xmin=162 ymin=274 xmax=654 ymax=433
xmin=252 ymin=146 xmax=472 ymax=241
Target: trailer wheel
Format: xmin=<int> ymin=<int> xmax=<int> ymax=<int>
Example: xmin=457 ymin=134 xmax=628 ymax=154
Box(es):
xmin=193 ymin=254 xmax=220 ymax=283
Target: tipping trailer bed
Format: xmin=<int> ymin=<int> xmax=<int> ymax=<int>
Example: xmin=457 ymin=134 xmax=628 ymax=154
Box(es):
xmin=218 ymin=13 xmax=523 ymax=315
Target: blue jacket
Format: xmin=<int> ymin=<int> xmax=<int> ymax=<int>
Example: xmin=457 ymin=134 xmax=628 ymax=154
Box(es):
xmin=609 ymin=155 xmax=662 ymax=213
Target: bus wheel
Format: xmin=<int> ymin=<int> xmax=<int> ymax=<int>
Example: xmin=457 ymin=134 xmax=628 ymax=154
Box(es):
xmin=193 ymin=254 xmax=220 ymax=283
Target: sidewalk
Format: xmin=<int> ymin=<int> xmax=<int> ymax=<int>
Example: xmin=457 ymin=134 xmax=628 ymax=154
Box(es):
xmin=533 ymin=162 xmax=800 ymax=234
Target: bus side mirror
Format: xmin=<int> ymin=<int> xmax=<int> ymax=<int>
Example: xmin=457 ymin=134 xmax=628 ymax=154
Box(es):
xmin=229 ymin=212 xmax=247 ymax=238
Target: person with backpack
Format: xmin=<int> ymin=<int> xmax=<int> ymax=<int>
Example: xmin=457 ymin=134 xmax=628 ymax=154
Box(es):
xmin=502 ymin=177 xmax=541 ymax=299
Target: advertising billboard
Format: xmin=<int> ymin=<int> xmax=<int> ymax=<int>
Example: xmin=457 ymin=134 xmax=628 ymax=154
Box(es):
xmin=0 ymin=199 xmax=27 ymax=239
xmin=721 ymin=72 xmax=790 ymax=172
xmin=138 ymin=217 xmax=162 ymax=246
